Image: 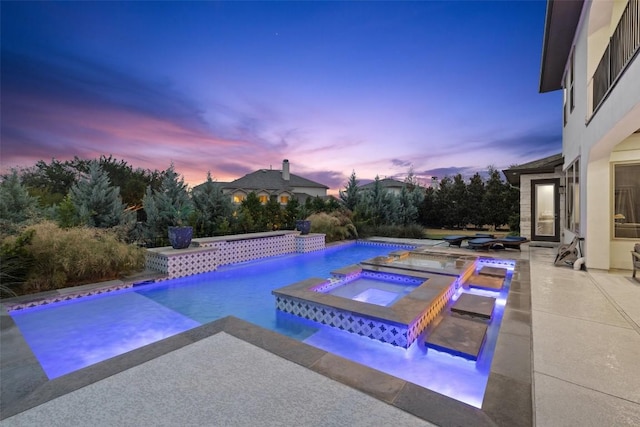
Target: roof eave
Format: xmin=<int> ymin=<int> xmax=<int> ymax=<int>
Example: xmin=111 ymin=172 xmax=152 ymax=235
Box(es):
xmin=539 ymin=0 xmax=585 ymax=93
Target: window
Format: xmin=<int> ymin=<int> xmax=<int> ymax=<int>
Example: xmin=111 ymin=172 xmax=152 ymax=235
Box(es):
xmin=233 ymin=194 xmax=245 ymax=204
xmin=280 ymin=195 xmax=290 ymax=204
xmin=259 ymin=195 xmax=268 ymax=204
xmin=569 ymin=50 xmax=575 ymax=112
xmin=614 ymin=163 xmax=640 ymax=239
xmin=565 ymin=159 xmax=580 ymax=233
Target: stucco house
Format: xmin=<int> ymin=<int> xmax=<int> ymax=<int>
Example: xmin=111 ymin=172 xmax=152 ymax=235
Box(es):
xmin=220 ymin=159 xmax=329 ymax=205
xmin=503 ymin=153 xmax=565 ymax=243
xmin=540 ymin=0 xmax=640 ymax=270
xmin=359 ymin=178 xmax=408 ymax=196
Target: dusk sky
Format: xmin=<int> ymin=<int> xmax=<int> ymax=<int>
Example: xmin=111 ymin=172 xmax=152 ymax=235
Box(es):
xmin=1 ymin=1 xmax=561 ymax=194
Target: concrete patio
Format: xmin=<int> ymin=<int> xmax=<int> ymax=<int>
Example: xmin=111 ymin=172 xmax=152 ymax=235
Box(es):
xmin=1 ymin=243 xmax=639 ymax=426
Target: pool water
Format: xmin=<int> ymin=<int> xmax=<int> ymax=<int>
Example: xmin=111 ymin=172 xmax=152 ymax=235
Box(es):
xmin=9 ymin=242 xmax=511 ymax=408
xmin=325 ymin=277 xmax=419 ymax=306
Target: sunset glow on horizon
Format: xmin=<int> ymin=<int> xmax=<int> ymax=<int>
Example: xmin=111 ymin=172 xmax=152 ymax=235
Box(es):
xmin=1 ymin=1 xmax=562 ymax=193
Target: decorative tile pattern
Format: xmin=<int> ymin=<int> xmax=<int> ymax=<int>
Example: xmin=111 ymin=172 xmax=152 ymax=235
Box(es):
xmin=275 ymin=296 xmax=410 ymax=348
xmin=4 ymin=282 xmax=133 ymax=312
xmin=202 ymin=234 xmax=297 ymax=266
xmin=406 ymin=283 xmax=456 ymax=345
xmin=295 ymin=234 xmax=325 ymax=253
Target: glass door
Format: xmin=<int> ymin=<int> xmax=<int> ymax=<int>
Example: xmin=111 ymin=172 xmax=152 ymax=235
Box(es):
xmin=532 ymin=179 xmax=560 ymax=242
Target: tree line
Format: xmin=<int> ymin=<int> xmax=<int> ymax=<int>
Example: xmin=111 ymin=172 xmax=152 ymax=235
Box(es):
xmin=1 ymin=156 xmax=520 ymax=244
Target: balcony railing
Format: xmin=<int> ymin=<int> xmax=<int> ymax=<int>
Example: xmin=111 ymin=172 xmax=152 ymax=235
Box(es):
xmin=588 ymin=0 xmax=640 ymax=119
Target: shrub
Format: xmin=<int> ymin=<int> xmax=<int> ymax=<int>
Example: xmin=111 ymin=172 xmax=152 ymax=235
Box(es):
xmin=0 ymin=228 xmax=35 ymax=297
xmin=308 ymin=211 xmax=357 ymax=243
xmin=1 ymin=221 xmax=145 ymax=294
xmin=356 ymin=223 xmax=425 ymax=239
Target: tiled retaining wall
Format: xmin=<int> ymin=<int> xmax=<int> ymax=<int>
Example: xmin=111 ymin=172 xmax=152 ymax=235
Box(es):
xmin=145 ymin=247 xmax=218 ymax=279
xmin=198 ymin=234 xmax=297 ymax=266
xmin=147 ymin=233 xmax=326 ymax=279
xmin=295 ymin=234 xmax=325 ymax=253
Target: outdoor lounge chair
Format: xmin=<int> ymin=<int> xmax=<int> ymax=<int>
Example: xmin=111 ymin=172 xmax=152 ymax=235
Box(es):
xmin=492 ymin=236 xmax=530 ymax=250
xmin=443 ymin=235 xmax=468 ymax=247
xmin=631 ymin=244 xmax=640 ymax=282
xmin=554 ymin=236 xmax=583 ymax=267
xmin=467 ymin=236 xmax=529 ymax=251
xmin=443 ymin=233 xmax=496 ymax=248
xmin=467 ymin=237 xmax=497 ymax=250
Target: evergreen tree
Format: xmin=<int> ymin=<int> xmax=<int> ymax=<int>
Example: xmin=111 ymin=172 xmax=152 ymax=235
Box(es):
xmin=418 ymin=186 xmax=438 ymax=227
xmin=264 ymin=196 xmax=283 ymax=230
xmin=310 ymin=196 xmax=327 ymax=213
xmin=435 ymin=176 xmax=455 ymax=228
xmin=142 ymin=164 xmax=194 ymax=243
xmin=0 ymin=170 xmax=40 ymax=225
xmin=466 ymin=173 xmax=486 ymax=228
xmin=359 ymin=176 xmax=397 ymax=226
xmin=69 ymin=162 xmax=131 ymax=228
xmin=339 ymin=171 xmax=360 ymax=212
xmin=282 ymin=198 xmax=301 ymax=229
xmin=483 ymin=166 xmax=510 ymax=230
xmin=404 ymin=166 xmax=421 ymax=191
xmin=451 ymin=174 xmax=469 ymax=228
xmin=191 ymin=172 xmax=233 ymax=237
xmin=238 ymin=192 xmax=265 ymax=232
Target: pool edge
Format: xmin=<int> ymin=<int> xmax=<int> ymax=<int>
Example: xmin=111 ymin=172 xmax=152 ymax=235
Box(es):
xmin=0 ymin=252 xmax=532 ymax=427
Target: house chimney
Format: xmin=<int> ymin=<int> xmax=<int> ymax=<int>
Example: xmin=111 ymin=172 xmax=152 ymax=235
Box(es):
xmin=282 ymin=159 xmax=290 ymax=181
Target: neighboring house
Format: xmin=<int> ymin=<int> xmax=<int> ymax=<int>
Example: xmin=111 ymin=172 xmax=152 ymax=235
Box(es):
xmin=503 ymin=153 xmax=565 ymax=243
xmin=219 ymin=159 xmax=329 ymax=205
xmin=359 ymin=178 xmax=408 ymax=196
xmin=540 ymin=0 xmax=640 ymax=270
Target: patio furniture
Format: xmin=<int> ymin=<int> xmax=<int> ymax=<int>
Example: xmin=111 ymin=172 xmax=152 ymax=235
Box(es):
xmin=467 ymin=238 xmax=497 ymax=250
xmin=554 ymin=236 xmax=583 ymax=267
xmin=632 ymin=244 xmax=640 ymax=281
xmin=493 ymin=236 xmax=530 ymax=250
xmin=466 ymin=236 xmax=529 ymax=251
xmin=443 ymin=235 xmax=468 ymax=247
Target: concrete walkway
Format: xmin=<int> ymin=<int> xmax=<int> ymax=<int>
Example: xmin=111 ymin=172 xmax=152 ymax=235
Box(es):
xmin=1 ymin=244 xmax=639 ymax=426
xmin=528 ymin=247 xmax=640 ymax=426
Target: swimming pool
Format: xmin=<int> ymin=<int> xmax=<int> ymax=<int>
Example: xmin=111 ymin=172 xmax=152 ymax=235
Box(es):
xmin=9 ymin=241 xmax=512 ymax=408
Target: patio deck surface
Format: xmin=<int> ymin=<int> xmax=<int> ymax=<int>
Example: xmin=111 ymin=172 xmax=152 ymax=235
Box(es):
xmin=1 ymin=241 xmax=639 ymax=426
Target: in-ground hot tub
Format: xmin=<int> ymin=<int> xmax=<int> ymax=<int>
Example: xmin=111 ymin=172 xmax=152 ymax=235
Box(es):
xmin=273 ymin=264 xmax=458 ymax=348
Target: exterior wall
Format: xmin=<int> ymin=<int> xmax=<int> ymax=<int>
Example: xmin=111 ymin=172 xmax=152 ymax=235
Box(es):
xmin=223 ymin=186 xmax=326 ymax=203
xmin=519 ymin=171 xmax=564 ymax=240
xmin=291 ymin=186 xmax=326 ymax=198
xmin=560 ymin=0 xmax=640 ymax=270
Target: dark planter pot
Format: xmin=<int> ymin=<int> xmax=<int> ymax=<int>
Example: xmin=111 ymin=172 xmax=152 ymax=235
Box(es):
xmin=168 ymin=226 xmax=193 ymax=249
xmin=295 ymin=220 xmax=311 ymax=235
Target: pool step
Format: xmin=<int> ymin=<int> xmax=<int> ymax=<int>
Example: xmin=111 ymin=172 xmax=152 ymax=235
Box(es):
xmin=425 ymin=315 xmax=488 ymax=361
xmin=451 ymin=293 xmax=496 ymax=320
xmin=464 ymin=273 xmax=505 ymax=291
xmin=478 ymin=266 xmax=507 ymax=278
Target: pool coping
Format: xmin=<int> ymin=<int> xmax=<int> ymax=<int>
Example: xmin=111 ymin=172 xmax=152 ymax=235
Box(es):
xmin=0 ymin=247 xmax=532 ymax=426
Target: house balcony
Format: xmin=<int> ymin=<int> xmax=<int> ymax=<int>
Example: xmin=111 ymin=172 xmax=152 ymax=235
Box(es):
xmin=587 ymin=0 xmax=640 ymax=120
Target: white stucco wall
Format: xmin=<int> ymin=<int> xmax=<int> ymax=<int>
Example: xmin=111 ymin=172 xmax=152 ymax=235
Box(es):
xmin=560 ymin=0 xmax=640 ymax=271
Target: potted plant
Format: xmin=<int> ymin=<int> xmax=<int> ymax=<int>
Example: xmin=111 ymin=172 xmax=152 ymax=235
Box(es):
xmin=167 ymin=204 xmax=194 ymax=249
xmin=295 ymin=219 xmax=311 ymax=235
